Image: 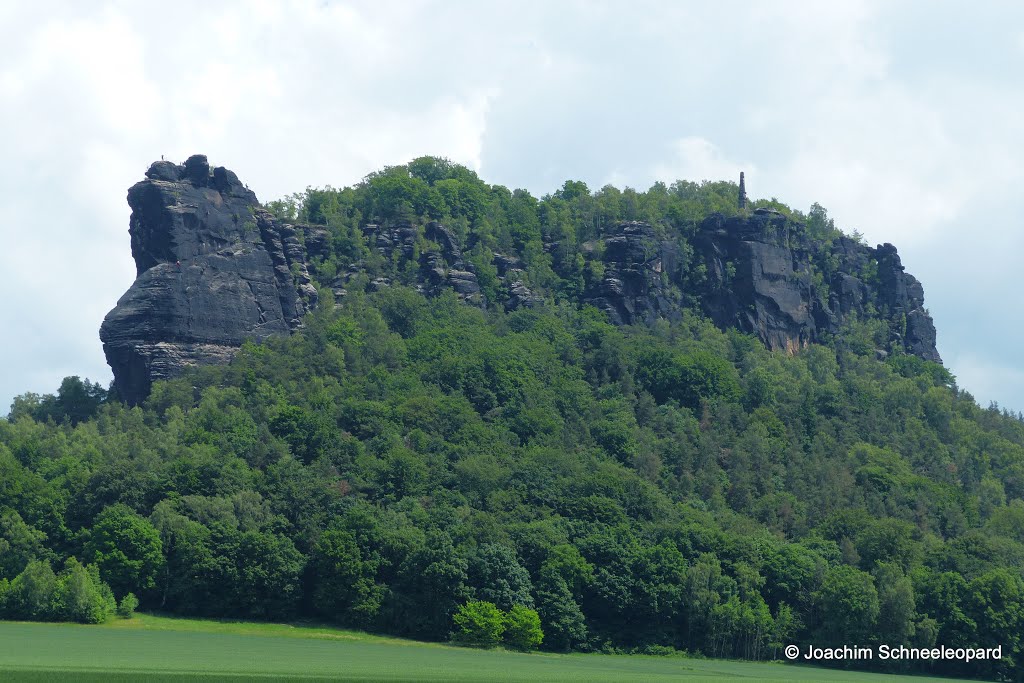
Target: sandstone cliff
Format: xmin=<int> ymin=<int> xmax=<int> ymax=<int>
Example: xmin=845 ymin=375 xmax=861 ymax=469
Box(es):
xmin=563 ymin=210 xmax=938 ymax=362
xmin=102 ymin=157 xmax=940 ymax=405
xmin=100 ymin=155 xmax=322 ymax=405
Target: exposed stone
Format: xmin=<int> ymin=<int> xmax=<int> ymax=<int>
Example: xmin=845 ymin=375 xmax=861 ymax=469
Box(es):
xmin=581 ymin=221 xmax=677 ymax=326
xmin=694 ymin=212 xmax=815 ymax=352
xmin=102 ymin=158 xmax=942 ymax=407
xmin=493 ymin=253 xmax=523 ymax=276
xmin=577 ymin=214 xmax=940 ymax=362
xmin=691 ymin=213 xmax=940 ymax=361
xmin=100 ymin=156 xmax=319 ymax=405
xmin=447 ymin=270 xmax=481 ymax=295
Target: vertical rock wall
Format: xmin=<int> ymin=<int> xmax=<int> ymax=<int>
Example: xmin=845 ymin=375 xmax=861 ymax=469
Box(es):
xmin=100 ymin=155 xmax=319 ymax=405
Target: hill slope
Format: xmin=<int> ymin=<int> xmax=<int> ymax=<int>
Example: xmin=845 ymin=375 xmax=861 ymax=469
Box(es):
xmin=100 ymin=155 xmax=938 ymax=405
xmin=3 ymin=157 xmax=1022 ymax=681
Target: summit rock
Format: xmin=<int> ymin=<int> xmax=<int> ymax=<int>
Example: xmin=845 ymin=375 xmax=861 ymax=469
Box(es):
xmin=100 ymin=155 xmax=321 ymax=405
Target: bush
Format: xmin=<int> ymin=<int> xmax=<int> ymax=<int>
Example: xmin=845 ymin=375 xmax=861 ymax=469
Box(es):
xmin=452 ymin=600 xmax=506 ymax=647
xmin=53 ymin=559 xmax=116 ymax=624
xmin=503 ymin=604 xmax=543 ymax=650
xmin=6 ymin=559 xmax=56 ymax=620
xmin=117 ymin=592 xmax=139 ymax=618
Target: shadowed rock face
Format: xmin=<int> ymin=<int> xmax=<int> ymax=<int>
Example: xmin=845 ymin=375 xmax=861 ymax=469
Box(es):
xmin=588 ymin=211 xmax=940 ymax=362
xmin=100 ymin=155 xmax=319 ymax=405
xmin=102 ymin=157 xmax=941 ymax=405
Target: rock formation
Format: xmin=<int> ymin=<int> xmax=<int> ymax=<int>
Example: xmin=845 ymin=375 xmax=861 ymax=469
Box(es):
xmin=581 ymin=221 xmax=679 ymax=325
xmin=580 ymin=210 xmax=940 ymax=362
xmin=102 ymin=156 xmax=941 ymax=405
xmin=100 ymin=155 xmax=320 ymax=405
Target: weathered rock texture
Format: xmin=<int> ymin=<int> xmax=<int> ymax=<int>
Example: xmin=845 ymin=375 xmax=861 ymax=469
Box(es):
xmin=581 ymin=221 xmax=680 ymax=325
xmin=100 ymin=155 xmax=320 ymax=405
xmin=103 ymin=157 xmax=941 ymax=405
xmin=579 ymin=210 xmax=940 ymax=362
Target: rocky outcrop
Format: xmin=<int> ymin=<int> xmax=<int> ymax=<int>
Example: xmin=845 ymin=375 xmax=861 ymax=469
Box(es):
xmin=353 ymin=221 xmax=485 ymax=305
xmin=582 ymin=221 xmax=679 ymax=325
xmin=102 ymin=157 xmax=941 ymax=406
xmin=694 ymin=211 xmax=816 ymax=353
xmin=100 ymin=155 xmax=320 ymax=405
xmin=662 ymin=211 xmax=940 ymax=360
xmin=574 ymin=211 xmax=939 ymax=361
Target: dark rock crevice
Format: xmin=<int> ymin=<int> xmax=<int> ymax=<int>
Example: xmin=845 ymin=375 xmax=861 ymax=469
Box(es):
xmin=101 ymin=157 xmax=941 ymax=406
xmin=100 ymin=155 xmax=318 ymax=405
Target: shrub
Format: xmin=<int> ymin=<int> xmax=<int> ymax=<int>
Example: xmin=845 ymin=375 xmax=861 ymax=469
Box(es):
xmin=452 ymin=600 xmax=506 ymax=647
xmin=117 ymin=592 xmax=139 ymax=618
xmin=53 ymin=559 xmax=116 ymax=624
xmin=6 ymin=560 xmax=56 ymax=620
xmin=503 ymin=604 xmax=543 ymax=650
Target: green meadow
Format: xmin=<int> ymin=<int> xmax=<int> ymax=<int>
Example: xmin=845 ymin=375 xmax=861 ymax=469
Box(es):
xmin=0 ymin=615 xmax=975 ymax=682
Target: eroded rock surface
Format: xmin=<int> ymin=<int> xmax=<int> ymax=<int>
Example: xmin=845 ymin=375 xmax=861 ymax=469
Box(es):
xmin=102 ymin=157 xmax=941 ymax=406
xmin=585 ymin=211 xmax=940 ymax=361
xmin=100 ymin=155 xmax=319 ymax=405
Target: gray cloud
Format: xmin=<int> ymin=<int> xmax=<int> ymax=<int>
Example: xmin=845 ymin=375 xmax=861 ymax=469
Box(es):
xmin=3 ymin=1 xmax=1023 ymax=412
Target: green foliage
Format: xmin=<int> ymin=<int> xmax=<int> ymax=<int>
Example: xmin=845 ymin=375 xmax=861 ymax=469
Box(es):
xmin=0 ymin=558 xmax=116 ymax=624
xmin=0 ymin=510 xmax=47 ymax=579
xmin=635 ymin=347 xmax=741 ymax=409
xmin=814 ymin=565 xmax=879 ymax=645
xmin=84 ymin=504 xmax=164 ymax=599
xmin=9 ymin=376 xmax=106 ymax=425
xmin=503 ymin=604 xmax=544 ymax=650
xmin=117 ymin=592 xmax=139 ymax=618
xmin=467 ymin=544 xmax=534 ymax=611
xmin=452 ymin=600 xmax=506 ymax=647
xmin=5 ymin=559 xmax=56 ymax=621
xmin=4 ymin=162 xmax=1024 ymax=679
xmin=311 ymin=529 xmax=384 ymax=626
xmin=52 ymin=559 xmax=116 ymax=624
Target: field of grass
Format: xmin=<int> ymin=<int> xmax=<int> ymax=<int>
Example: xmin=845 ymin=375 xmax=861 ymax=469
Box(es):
xmin=0 ymin=614 xmax=976 ymax=682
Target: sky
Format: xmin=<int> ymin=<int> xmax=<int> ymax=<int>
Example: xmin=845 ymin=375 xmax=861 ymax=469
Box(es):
xmin=2 ymin=0 xmax=1024 ymax=413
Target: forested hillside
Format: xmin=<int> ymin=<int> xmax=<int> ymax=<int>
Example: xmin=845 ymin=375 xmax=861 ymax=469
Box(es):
xmin=3 ymin=159 xmax=1023 ymax=680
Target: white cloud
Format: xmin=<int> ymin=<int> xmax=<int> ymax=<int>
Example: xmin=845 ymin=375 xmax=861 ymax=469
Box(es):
xmin=651 ymin=137 xmax=754 ymax=187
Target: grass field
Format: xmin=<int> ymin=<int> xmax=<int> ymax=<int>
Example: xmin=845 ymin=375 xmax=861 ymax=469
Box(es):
xmin=0 ymin=614 xmax=976 ymax=682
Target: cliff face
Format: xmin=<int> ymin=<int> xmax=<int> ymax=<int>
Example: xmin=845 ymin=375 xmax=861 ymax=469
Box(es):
xmin=584 ymin=209 xmax=940 ymax=362
xmin=102 ymin=157 xmax=940 ymax=405
xmin=100 ymin=155 xmax=322 ymax=405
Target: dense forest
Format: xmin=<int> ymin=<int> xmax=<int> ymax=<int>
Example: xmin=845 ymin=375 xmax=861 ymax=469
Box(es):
xmin=3 ymin=159 xmax=1023 ymax=680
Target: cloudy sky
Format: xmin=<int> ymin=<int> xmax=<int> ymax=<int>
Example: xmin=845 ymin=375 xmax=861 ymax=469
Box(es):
xmin=3 ymin=0 xmax=1024 ymax=413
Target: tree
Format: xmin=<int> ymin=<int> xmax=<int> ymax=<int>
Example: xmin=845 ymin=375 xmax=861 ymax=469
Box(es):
xmin=535 ymin=575 xmax=588 ymax=651
xmin=228 ymin=530 xmax=305 ymax=619
xmin=452 ymin=600 xmax=506 ymax=647
xmin=467 ymin=544 xmax=534 ymax=611
xmin=52 ymin=559 xmax=115 ymax=624
xmin=0 ymin=510 xmax=47 ymax=580
xmin=533 ymin=544 xmax=592 ymax=650
xmin=5 ymin=559 xmax=56 ymax=620
xmin=84 ymin=504 xmax=164 ymax=599
xmin=9 ymin=376 xmax=106 ymax=425
xmin=117 ymin=592 xmax=139 ymax=618
xmin=311 ymin=529 xmax=385 ymax=626
xmin=874 ymin=563 xmax=915 ymax=646
xmin=504 ymin=604 xmax=544 ymax=650
xmin=964 ymin=569 xmax=1024 ymax=681
xmin=386 ymin=533 xmax=469 ymax=640
xmin=813 ymin=565 xmax=879 ymax=646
